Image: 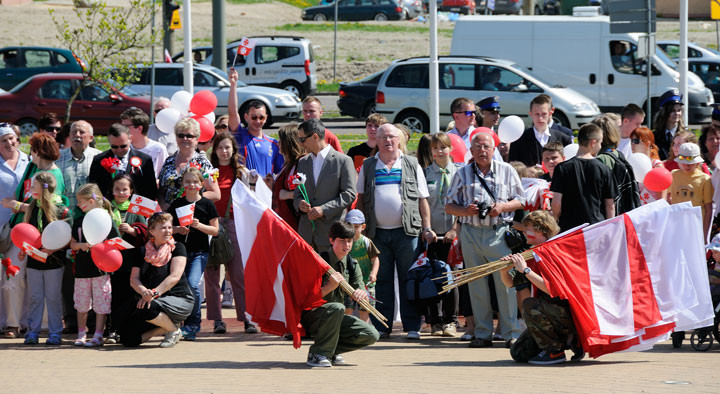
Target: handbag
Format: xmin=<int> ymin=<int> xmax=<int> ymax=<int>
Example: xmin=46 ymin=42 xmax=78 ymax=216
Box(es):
xmin=0 ymin=222 xmax=12 ymax=254
xmin=472 ymin=165 xmax=527 ymax=253
xmin=207 ymin=198 xmax=235 ymax=269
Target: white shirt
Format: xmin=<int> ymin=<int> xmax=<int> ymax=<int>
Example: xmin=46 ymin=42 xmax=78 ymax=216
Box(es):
xmin=357 ymin=153 xmax=429 ymax=229
xmin=533 ymin=125 xmax=551 ymax=146
xmin=448 ymin=125 xmax=475 ymax=150
xmin=666 ymin=125 xmax=678 ymax=138
xmin=311 ymin=145 xmax=332 ymax=185
xmin=617 ymin=138 xmax=633 ymax=159
xmin=134 ymin=139 xmax=168 ymax=177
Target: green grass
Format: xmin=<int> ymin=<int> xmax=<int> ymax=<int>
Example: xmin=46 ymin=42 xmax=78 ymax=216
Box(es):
xmin=317 ymin=81 xmax=340 ymax=93
xmin=226 ymin=0 xmax=320 ymax=7
xmin=19 ymin=136 xmax=109 ymax=155
xmin=276 ymin=22 xmax=454 ymax=36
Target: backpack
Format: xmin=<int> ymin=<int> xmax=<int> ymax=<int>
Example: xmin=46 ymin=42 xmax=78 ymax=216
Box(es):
xmin=406 ymin=251 xmax=452 ymax=305
xmin=598 ymin=151 xmax=641 ymax=215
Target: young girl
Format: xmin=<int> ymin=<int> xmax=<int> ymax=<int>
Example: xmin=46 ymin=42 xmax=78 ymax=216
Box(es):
xmin=70 ymin=183 xmax=118 ymax=347
xmin=112 ymin=174 xmax=147 ymax=240
xmin=21 ymin=172 xmax=69 ymax=345
xmin=169 ymin=167 xmax=219 ymax=341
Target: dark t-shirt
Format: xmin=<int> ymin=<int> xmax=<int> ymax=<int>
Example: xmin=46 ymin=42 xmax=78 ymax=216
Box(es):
xmin=550 ymin=157 xmax=617 ymax=232
xmin=25 ymin=203 xmax=68 ymax=271
xmin=347 ymin=142 xmax=373 ymax=170
xmin=169 ymin=197 xmax=219 ymax=253
xmin=540 ymin=172 xmax=552 ymax=182
xmin=72 ymin=212 xmax=119 ymax=278
xmin=132 ymin=242 xmax=192 ymax=298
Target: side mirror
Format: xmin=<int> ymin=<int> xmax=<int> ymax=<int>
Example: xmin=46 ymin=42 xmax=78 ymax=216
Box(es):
xmin=109 ymin=93 xmax=122 ymax=103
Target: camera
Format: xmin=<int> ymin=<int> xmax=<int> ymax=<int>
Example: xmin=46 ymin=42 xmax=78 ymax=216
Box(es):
xmin=476 ymin=201 xmax=491 ymax=220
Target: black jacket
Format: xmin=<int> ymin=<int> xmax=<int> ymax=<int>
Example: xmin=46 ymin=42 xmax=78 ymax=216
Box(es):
xmin=508 ymin=127 xmax=572 ymax=167
xmin=88 ymin=148 xmax=158 ymax=200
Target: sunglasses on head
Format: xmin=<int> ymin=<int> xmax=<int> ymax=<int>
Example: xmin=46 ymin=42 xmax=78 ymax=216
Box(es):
xmin=44 ymin=126 xmax=61 ymax=132
xmin=110 ymin=144 xmax=128 ymax=149
xmin=250 ymin=115 xmax=266 ymax=121
xmin=215 ymin=124 xmax=228 ymax=130
xmin=177 ymin=133 xmax=196 ymax=140
xmin=453 ymin=110 xmax=475 ymax=117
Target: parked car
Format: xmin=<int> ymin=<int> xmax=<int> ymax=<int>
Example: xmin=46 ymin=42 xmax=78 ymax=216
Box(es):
xmin=658 ymin=41 xmax=720 ymax=63
xmin=401 ymin=0 xmax=424 ymax=18
xmin=689 ymin=59 xmax=720 ymax=103
xmin=534 ymin=0 xmax=559 ymax=15
xmin=302 ymin=0 xmax=406 ymax=22
xmin=337 ymin=70 xmax=384 ymax=119
xmin=374 ymin=56 xmax=600 ymax=133
xmin=124 ymin=63 xmax=301 ymax=126
xmin=0 ymin=46 xmax=85 ymax=91
xmin=0 ymin=73 xmax=150 ymax=135
xmin=477 ymin=0 xmax=523 ymax=14
xmin=441 ymin=0 xmax=476 ymax=15
xmin=173 ymin=36 xmax=317 ymax=98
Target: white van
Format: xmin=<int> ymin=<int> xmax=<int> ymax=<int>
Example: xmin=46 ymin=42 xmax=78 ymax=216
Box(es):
xmin=450 ymin=15 xmax=714 ymax=123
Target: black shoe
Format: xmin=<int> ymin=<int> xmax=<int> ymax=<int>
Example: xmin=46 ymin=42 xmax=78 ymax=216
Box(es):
xmin=469 ymin=338 xmax=493 ymax=348
xmin=505 ymin=338 xmax=517 ymax=348
xmin=529 ymin=350 xmax=567 ymax=365
xmin=570 ymin=345 xmax=585 ymax=362
xmin=671 ymin=331 xmax=685 ymax=348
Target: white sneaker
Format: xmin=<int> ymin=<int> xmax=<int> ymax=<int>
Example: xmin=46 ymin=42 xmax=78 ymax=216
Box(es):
xmin=160 ymin=328 xmax=182 ymax=348
xmin=307 ymin=353 xmax=332 ymax=367
xmin=406 ymin=330 xmax=421 ymax=340
xmin=221 ymin=288 xmax=233 ymax=309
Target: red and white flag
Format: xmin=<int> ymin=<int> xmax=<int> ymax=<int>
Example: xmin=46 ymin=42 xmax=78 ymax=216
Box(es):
xmin=237 ymin=37 xmax=254 ymax=57
xmin=23 ymin=242 xmax=47 ymax=263
xmin=105 ymin=237 xmax=135 ymax=250
xmin=231 ymin=180 xmax=329 ymax=348
xmin=127 ymin=194 xmax=158 ymax=218
xmin=164 ymin=49 xmax=173 ymax=63
xmin=176 ymin=202 xmax=195 ymax=227
xmin=530 ymin=200 xmax=714 ymax=358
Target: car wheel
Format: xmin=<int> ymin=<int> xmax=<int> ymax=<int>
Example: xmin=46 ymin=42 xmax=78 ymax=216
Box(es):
xmin=313 ymin=13 xmax=327 ymax=21
xmin=374 ymin=13 xmax=388 ymax=21
xmin=552 ymin=111 xmax=570 ymax=129
xmin=396 ymin=110 xmax=429 ymax=134
xmin=16 ymin=118 xmax=38 ymax=136
xmin=281 ymin=81 xmax=304 ymax=99
xmin=362 ymin=101 xmax=376 ymax=118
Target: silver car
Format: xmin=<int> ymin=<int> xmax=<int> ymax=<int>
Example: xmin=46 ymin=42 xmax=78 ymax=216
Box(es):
xmin=126 ymin=63 xmax=301 ymax=126
xmin=375 ymin=56 xmax=600 ymax=133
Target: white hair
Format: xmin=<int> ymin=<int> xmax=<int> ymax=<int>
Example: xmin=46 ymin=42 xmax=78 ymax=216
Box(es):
xmin=70 ymin=120 xmax=94 ymax=135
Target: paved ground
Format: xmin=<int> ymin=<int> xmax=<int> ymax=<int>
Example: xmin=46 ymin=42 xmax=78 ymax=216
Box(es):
xmin=1 ymin=309 xmax=718 ymax=393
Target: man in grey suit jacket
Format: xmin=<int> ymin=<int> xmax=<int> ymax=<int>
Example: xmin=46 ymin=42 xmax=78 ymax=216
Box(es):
xmin=294 ymin=119 xmax=357 ymax=252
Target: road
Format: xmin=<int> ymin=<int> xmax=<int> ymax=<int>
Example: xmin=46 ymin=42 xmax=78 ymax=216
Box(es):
xmin=270 ymin=94 xmax=369 ymax=136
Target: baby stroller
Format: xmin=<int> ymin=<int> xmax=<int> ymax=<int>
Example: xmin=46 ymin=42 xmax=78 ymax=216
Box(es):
xmin=689 ymin=287 xmax=720 ymax=351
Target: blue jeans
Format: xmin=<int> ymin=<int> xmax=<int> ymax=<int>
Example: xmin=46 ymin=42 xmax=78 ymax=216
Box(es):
xmin=26 ymin=267 xmax=64 ymax=336
xmin=184 ymin=252 xmax=208 ymax=327
xmin=371 ymin=227 xmax=421 ymax=333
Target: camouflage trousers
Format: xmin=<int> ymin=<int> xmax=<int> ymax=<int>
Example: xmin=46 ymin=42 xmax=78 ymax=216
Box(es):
xmin=510 ymin=296 xmax=578 ymax=362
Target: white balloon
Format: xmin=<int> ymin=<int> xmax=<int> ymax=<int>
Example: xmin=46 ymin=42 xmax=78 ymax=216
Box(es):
xmin=204 ymin=111 xmax=216 ymax=124
xmin=714 ymin=151 xmax=720 ymax=169
xmin=170 ymin=90 xmax=193 ymax=113
xmin=82 ymin=208 xmax=112 ymax=246
xmin=41 ymin=220 xmax=71 ymax=250
xmin=498 ymin=115 xmax=525 ymax=143
xmin=155 ymin=108 xmax=182 ymax=134
xmin=464 ymin=149 xmax=472 ymax=164
xmin=628 ymin=153 xmax=652 ymax=181
xmin=563 ymin=143 xmax=579 ymax=159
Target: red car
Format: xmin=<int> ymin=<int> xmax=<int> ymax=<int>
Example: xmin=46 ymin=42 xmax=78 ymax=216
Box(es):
xmin=0 ymin=73 xmax=151 ymax=135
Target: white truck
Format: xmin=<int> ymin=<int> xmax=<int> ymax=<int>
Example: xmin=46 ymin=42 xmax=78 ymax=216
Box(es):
xmin=450 ymin=15 xmax=714 ymax=123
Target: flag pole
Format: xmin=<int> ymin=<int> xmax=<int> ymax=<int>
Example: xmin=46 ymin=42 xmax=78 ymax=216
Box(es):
xmin=326 ymin=267 xmax=388 ymax=328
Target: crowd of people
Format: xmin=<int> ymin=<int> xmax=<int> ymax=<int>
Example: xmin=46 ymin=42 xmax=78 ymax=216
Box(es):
xmin=0 ymin=85 xmax=719 ymax=367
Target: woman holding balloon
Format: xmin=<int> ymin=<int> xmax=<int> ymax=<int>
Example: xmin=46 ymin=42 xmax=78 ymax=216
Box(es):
xmin=20 ymin=172 xmax=70 ymax=345
xmin=69 ymin=183 xmax=119 ymax=347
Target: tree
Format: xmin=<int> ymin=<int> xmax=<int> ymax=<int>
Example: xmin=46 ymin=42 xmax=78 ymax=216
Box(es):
xmin=50 ymin=0 xmax=160 ymax=122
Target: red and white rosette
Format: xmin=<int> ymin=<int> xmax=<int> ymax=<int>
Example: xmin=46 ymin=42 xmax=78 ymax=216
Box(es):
xmin=129 ymin=156 xmax=142 ymax=175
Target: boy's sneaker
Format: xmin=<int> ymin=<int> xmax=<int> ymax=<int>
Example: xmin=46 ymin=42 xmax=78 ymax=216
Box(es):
xmin=431 ymin=324 xmax=443 ymax=336
xmin=213 ymin=321 xmax=227 ymax=334
xmin=23 ymin=332 xmax=39 ymax=345
xmin=45 ymin=334 xmax=62 ymax=346
xmin=331 ymin=354 xmax=346 ymax=365
xmin=160 ymin=328 xmax=182 ymax=348
xmin=244 ymin=322 xmax=258 ymax=334
xmin=406 ymin=330 xmax=421 ymax=340
xmin=528 ymin=350 xmax=567 ymax=365
xmin=221 ymin=288 xmax=234 ymax=309
xmin=306 ymin=353 xmax=332 ymax=367
xmin=442 ymin=324 xmax=457 ymax=337
xmin=181 ymin=325 xmax=199 ymax=341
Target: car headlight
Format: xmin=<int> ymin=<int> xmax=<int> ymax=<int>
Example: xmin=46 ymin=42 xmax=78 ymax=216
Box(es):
xmin=275 ymin=95 xmax=297 ymax=106
xmin=571 ymin=102 xmax=596 ymax=112
xmin=302 ymin=10 xmax=306 ymax=17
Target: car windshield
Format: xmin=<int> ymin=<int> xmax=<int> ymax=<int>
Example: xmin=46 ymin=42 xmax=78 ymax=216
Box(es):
xmin=360 ymin=70 xmax=384 ymax=84
xmin=656 ymin=47 xmax=678 ymax=69
xmin=212 ymin=68 xmax=247 ymax=87
xmin=119 ymin=84 xmax=144 ymax=96
xmin=514 ymin=64 xmax=564 ymax=88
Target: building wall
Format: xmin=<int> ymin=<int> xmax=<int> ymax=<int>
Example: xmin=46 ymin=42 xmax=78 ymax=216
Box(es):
xmin=657 ymin=0 xmax=711 ymax=19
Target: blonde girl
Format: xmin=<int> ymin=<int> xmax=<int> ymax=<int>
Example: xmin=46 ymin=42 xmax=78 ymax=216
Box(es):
xmin=70 ymin=183 xmax=118 ymax=347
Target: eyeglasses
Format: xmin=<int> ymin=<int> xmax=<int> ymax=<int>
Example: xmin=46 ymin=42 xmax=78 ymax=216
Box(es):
xmin=215 ymin=124 xmax=228 ymax=130
xmin=110 ymin=144 xmax=128 ymax=149
xmin=44 ymin=126 xmax=61 ymax=132
xmin=250 ymin=115 xmax=266 ymax=121
xmin=177 ymin=133 xmax=197 ymax=140
xmin=453 ymin=110 xmax=475 ymax=117
xmin=298 ymin=132 xmax=315 ymax=143
xmin=631 ymin=138 xmax=641 ymax=144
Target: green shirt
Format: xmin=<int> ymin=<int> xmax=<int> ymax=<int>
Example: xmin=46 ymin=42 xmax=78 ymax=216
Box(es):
xmin=349 ymin=235 xmax=380 ymax=284
xmin=321 ymin=249 xmax=365 ymax=304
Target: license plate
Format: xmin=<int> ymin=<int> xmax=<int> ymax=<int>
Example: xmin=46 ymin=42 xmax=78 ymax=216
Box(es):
xmin=450 ymin=7 xmax=461 ymax=11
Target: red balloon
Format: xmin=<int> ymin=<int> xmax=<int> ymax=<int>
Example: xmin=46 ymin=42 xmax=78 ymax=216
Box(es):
xmin=10 ymin=223 xmax=42 ymax=250
xmin=91 ymin=242 xmax=122 ymax=273
xmin=643 ymin=167 xmax=673 ymax=192
xmin=189 ymin=91 xmax=218 ymax=116
xmin=470 ymin=127 xmax=501 ymax=147
xmin=192 ymin=115 xmax=216 ymax=143
xmin=447 ymin=133 xmax=467 ymax=163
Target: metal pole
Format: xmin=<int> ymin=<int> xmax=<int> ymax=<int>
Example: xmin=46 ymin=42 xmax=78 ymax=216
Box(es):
xmin=182 ymin=0 xmax=193 ymax=94
xmin=646 ymin=0 xmax=651 ymax=130
xmin=716 ymin=20 xmax=719 ymax=56
xmin=163 ymin=0 xmax=172 ymax=56
xmin=150 ymin=0 xmax=156 ymax=123
xmin=211 ymin=0 xmax=226 ymax=71
xmin=333 ymin=1 xmax=338 ymax=82
xmin=679 ymin=0 xmax=689 ymax=125
xmin=429 ymin=0 xmax=439 ymax=134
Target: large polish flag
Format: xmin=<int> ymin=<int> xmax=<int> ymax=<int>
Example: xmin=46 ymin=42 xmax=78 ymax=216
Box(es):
xmin=530 ymin=200 xmax=714 ymax=358
xmin=231 ymin=180 xmax=329 ymax=348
